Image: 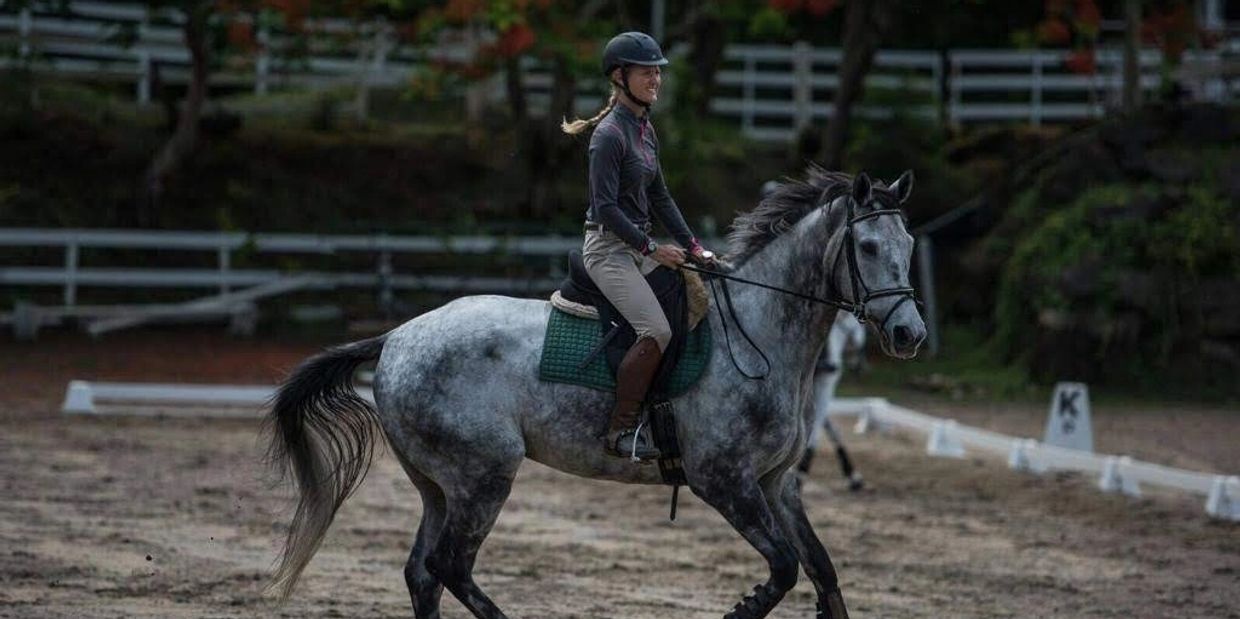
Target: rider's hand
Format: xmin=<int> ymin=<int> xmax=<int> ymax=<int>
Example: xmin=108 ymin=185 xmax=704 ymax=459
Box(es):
xmin=651 ymin=244 xmax=685 ymax=268
xmin=689 ymin=244 xmax=716 ymax=266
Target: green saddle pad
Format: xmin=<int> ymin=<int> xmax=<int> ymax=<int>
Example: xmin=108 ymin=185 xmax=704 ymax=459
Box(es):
xmin=538 ymin=307 xmax=712 ymax=398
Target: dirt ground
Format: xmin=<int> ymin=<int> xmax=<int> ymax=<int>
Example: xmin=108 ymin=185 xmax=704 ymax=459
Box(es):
xmin=1 ymin=331 xmax=1238 ymax=618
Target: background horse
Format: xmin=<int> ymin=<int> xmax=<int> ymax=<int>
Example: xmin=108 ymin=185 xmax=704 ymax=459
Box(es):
xmin=265 ymin=168 xmax=926 ymax=619
xmin=798 ymin=312 xmax=867 ymax=489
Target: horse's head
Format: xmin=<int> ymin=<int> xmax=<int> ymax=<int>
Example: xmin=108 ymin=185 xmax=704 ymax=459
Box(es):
xmin=831 ymin=170 xmax=926 ymax=359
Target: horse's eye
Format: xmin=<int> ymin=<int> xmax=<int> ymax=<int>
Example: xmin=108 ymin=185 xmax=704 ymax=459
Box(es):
xmin=860 ymin=240 xmax=878 ymax=256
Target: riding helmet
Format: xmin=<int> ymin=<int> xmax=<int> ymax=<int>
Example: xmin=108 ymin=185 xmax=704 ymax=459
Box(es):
xmin=601 ymin=32 xmax=668 ymax=76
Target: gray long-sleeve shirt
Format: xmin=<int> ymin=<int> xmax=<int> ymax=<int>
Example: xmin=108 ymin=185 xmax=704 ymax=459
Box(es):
xmin=586 ymin=104 xmax=696 ymax=252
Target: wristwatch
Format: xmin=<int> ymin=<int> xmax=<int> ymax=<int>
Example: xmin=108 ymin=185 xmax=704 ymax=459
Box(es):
xmin=642 ymin=237 xmax=658 ymax=256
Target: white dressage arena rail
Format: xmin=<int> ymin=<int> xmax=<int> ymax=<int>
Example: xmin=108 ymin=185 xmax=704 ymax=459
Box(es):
xmin=56 ymin=381 xmax=1238 ymax=521
xmin=832 ymin=397 xmax=1239 ymax=522
xmin=60 ymin=380 xmax=374 ymax=419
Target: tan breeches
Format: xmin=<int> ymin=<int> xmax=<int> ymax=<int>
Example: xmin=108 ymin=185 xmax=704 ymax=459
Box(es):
xmin=581 ymin=230 xmax=672 ymax=352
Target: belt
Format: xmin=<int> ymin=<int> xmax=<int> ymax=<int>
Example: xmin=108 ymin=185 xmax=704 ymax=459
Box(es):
xmin=585 ymin=221 xmax=652 ymax=234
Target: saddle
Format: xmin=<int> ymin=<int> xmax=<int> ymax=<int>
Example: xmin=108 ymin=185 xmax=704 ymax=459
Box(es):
xmin=538 ymin=251 xmax=713 ymax=509
xmin=550 ymin=250 xmax=705 ymax=398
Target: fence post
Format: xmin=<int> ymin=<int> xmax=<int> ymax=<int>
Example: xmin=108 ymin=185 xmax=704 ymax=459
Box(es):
xmin=916 ymin=234 xmax=939 ymax=356
xmin=377 ymin=249 xmax=394 ymax=319
xmin=136 ymin=7 xmax=151 ymax=104
xmin=948 ymin=53 xmax=961 ymax=130
xmin=742 ymin=53 xmax=756 ymax=136
xmin=792 ymin=41 xmax=812 ymax=132
xmin=218 ymin=245 xmax=231 ymax=297
xmin=255 ymin=23 xmax=270 ymax=96
xmin=1031 ymin=53 xmax=1043 ymax=127
xmin=933 ymin=50 xmax=946 ymax=127
xmin=18 ymin=7 xmax=31 ymax=60
xmin=64 ymin=240 xmax=79 ymax=307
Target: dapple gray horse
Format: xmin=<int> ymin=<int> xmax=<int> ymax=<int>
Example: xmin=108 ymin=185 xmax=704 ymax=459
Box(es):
xmin=265 ymin=168 xmax=926 ymax=619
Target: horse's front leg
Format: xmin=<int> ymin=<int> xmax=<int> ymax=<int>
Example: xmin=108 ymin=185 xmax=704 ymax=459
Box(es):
xmin=763 ymin=471 xmax=850 ymax=619
xmin=690 ymin=462 xmax=800 ymax=619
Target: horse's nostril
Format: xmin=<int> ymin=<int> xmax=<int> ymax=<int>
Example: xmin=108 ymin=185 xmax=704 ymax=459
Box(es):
xmin=893 ymin=326 xmax=911 ymax=347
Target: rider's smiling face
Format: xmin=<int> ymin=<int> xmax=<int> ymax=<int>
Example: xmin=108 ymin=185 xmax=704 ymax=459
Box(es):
xmin=620 ymin=65 xmax=661 ymax=105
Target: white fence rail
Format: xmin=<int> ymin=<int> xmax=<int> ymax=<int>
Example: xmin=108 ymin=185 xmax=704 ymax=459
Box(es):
xmin=3 ymin=2 xmax=1237 ymax=141
xmin=0 ymin=227 xmax=584 ymax=305
xmin=60 ymin=379 xmax=373 ymax=418
xmin=831 ymin=397 xmax=1240 ymax=521
xmin=54 ymin=380 xmax=1240 ymax=521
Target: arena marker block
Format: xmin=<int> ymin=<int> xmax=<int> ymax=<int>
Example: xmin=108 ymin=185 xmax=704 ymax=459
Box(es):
xmin=1098 ymin=455 xmax=1141 ymax=497
xmin=1043 ymin=382 xmax=1094 ymax=452
xmin=61 ymin=380 xmax=96 ymax=414
xmin=926 ymin=420 xmax=965 ymax=458
xmin=1205 ymin=476 xmax=1240 ymax=521
xmin=1007 ymin=438 xmax=1044 ymax=473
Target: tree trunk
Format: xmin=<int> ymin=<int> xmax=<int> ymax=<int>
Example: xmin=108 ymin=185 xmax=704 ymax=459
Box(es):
xmin=140 ymin=2 xmax=212 ymax=225
xmin=688 ymin=11 xmax=726 ymax=117
xmin=822 ymin=0 xmax=890 ymax=171
xmin=504 ymin=55 xmax=528 ymax=123
xmin=1122 ymin=0 xmax=1142 ymax=113
xmin=526 ymin=56 xmax=577 ymax=217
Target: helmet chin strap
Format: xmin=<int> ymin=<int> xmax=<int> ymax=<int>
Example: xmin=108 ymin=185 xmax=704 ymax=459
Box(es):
xmin=612 ymin=66 xmax=651 ymax=110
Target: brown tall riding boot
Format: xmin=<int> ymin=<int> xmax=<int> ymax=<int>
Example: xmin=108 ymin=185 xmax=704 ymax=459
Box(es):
xmin=603 ymin=336 xmax=663 ymax=461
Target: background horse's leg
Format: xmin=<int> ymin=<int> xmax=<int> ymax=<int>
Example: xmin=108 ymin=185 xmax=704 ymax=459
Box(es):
xmin=425 ymin=460 xmax=521 ymax=619
xmin=691 ymin=468 xmax=799 ymax=619
xmin=398 ymin=462 xmax=447 ymax=619
xmin=764 ymin=472 xmax=850 ymax=619
xmin=820 ymin=416 xmax=864 ymax=491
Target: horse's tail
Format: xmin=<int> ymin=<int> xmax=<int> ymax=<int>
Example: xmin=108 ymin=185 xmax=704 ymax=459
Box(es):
xmin=263 ymin=334 xmax=387 ymax=600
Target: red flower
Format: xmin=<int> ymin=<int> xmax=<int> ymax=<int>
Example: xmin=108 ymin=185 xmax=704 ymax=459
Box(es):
xmin=804 ymin=0 xmax=838 ymax=17
xmin=497 ymin=23 xmax=536 ymax=57
xmin=1037 ymin=19 xmax=1071 ymax=45
xmin=1074 ymin=0 xmax=1101 ymax=29
xmin=226 ymin=21 xmax=256 ymax=51
xmin=1064 ymin=48 xmax=1096 ymax=74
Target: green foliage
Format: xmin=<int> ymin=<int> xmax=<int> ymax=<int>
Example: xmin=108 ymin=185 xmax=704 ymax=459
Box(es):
xmin=1150 ymin=185 xmax=1239 ymax=278
xmin=843 ymin=325 xmax=1035 ymax=402
xmin=845 ymin=106 xmax=980 ymax=222
xmin=747 ymin=8 xmax=791 ymax=41
xmin=994 ymin=178 xmax=1239 ymax=369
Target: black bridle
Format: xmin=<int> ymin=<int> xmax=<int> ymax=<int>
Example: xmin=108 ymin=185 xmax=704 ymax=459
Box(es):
xmin=837 ymin=199 xmax=919 ymax=335
xmin=680 ymin=195 xmax=919 ymax=379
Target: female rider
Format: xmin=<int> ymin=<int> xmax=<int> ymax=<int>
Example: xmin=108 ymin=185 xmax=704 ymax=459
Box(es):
xmin=562 ymin=32 xmax=712 ymax=461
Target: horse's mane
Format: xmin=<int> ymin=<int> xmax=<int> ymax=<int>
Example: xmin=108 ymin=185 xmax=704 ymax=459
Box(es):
xmin=726 ymin=165 xmax=900 ymax=266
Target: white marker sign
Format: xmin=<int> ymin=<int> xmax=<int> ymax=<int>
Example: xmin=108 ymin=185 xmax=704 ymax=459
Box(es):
xmin=1043 ymin=382 xmax=1094 ymax=452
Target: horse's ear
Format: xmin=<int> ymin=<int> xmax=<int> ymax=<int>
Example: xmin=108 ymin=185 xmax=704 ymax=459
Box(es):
xmin=851 ymin=172 xmax=872 ymax=205
xmin=890 ymin=169 xmax=915 ymax=204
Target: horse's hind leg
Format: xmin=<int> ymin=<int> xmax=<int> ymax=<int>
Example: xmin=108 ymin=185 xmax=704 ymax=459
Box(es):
xmin=402 ymin=468 xmax=446 ymax=619
xmin=692 ymin=468 xmax=800 ymax=619
xmin=763 ymin=471 xmax=850 ymax=619
xmin=425 ymin=460 xmax=520 ymax=619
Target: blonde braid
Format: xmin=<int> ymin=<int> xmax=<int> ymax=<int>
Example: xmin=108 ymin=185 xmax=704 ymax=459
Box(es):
xmin=561 ymin=87 xmax=619 ymax=135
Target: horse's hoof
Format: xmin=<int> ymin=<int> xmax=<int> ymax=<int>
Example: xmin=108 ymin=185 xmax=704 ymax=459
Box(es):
xmin=847 ymin=474 xmax=864 ymax=492
xmin=723 ymin=583 xmax=781 ymax=619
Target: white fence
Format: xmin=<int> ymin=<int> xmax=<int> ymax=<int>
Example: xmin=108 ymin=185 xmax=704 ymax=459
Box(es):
xmin=831 ymin=397 xmax=1240 ymax=521
xmin=54 ymin=378 xmax=1240 ymax=522
xmin=0 ymin=227 xmax=583 ymax=304
xmin=3 ymin=2 xmax=1237 ymax=141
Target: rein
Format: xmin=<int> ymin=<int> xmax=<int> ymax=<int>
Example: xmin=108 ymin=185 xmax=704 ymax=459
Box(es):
xmin=681 ymin=196 xmax=919 ymax=380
